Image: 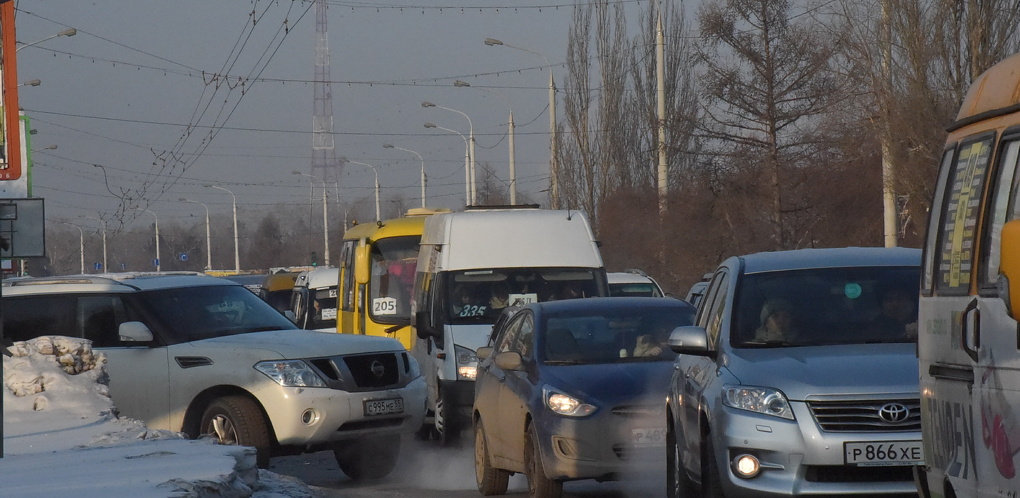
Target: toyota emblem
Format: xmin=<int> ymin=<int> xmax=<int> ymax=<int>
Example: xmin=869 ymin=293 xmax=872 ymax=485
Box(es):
xmin=370 ymin=360 xmax=386 ymax=378
xmin=878 ymin=403 xmax=909 ymax=423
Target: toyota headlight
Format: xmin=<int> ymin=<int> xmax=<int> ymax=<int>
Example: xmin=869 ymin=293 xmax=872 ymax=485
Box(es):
xmin=255 ymin=360 xmax=327 ymax=387
xmin=455 ymin=344 xmax=478 ymax=381
xmin=544 ymin=387 xmax=597 ymax=417
xmin=722 ymin=385 xmax=794 ymax=420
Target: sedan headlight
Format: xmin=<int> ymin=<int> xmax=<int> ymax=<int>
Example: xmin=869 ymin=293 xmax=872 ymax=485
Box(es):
xmin=722 ymin=385 xmax=794 ymax=420
xmin=544 ymin=387 xmax=597 ymax=417
xmin=455 ymin=345 xmax=478 ymax=381
xmin=255 ymin=360 xmax=327 ymax=387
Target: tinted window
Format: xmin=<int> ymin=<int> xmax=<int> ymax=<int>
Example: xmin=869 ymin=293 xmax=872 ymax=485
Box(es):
xmin=540 ymin=305 xmax=695 ymax=364
xmin=732 ymin=266 xmax=920 ymax=347
xmin=446 ymin=268 xmax=604 ymax=325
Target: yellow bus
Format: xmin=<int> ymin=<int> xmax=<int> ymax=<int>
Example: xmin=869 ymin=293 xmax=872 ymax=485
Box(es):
xmin=336 ymin=208 xmax=449 ymax=349
xmin=917 ymin=51 xmax=1020 ymax=498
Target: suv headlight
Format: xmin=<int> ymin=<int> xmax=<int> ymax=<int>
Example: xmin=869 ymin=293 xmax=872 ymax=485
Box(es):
xmin=722 ymin=385 xmax=794 ymax=420
xmin=455 ymin=344 xmax=478 ymax=381
xmin=544 ymin=387 xmax=597 ymax=417
xmin=406 ymin=353 xmax=422 ymax=379
xmin=255 ymin=360 xmax=327 ymax=387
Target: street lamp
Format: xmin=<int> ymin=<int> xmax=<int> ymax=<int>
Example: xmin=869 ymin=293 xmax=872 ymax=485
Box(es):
xmin=292 ymin=172 xmax=330 ymax=265
xmin=454 ymin=80 xmax=516 ymax=204
xmin=382 ymin=144 xmax=426 ymax=208
xmin=485 ymin=37 xmax=558 ymax=208
xmin=31 ymin=144 xmax=56 ymax=152
xmin=17 ymin=79 xmax=40 ymax=88
xmin=422 ymin=101 xmax=475 ymax=204
xmin=180 ymin=198 xmax=212 ymax=270
xmin=137 ymin=209 xmax=160 ymax=272
xmin=59 ymin=221 xmax=84 ymax=274
xmin=204 ymin=185 xmax=240 ymax=272
xmin=16 ymin=28 xmax=77 ymax=53
xmin=344 ymin=160 xmax=382 ymax=222
xmin=424 ymin=122 xmax=470 ymax=206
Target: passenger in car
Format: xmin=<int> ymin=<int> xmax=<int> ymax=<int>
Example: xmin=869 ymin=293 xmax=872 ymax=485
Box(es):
xmin=755 ymin=299 xmax=799 ymax=342
xmin=866 ymin=287 xmax=918 ymax=339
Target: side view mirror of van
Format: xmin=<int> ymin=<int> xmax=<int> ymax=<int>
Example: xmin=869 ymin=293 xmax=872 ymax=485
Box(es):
xmin=998 ymin=219 xmax=1020 ymax=317
xmin=415 ymin=310 xmax=439 ymax=339
xmin=354 ymin=244 xmax=371 ymax=285
xmin=284 ymin=310 xmax=296 ymax=322
xmin=668 ymin=325 xmax=711 ymax=356
xmin=118 ymin=321 xmax=154 ymax=343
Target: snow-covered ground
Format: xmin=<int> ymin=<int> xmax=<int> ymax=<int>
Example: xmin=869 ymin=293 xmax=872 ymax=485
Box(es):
xmin=1 ymin=336 xmax=318 ymax=497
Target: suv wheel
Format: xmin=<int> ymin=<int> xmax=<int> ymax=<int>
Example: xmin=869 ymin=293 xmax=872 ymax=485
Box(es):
xmin=703 ymin=436 xmax=726 ymax=498
xmin=200 ymin=395 xmax=272 ymax=468
xmin=334 ymin=435 xmax=400 ymax=481
xmin=666 ymin=421 xmax=694 ymax=498
xmin=525 ymin=423 xmax=562 ymax=498
xmin=474 ymin=419 xmax=510 ymax=495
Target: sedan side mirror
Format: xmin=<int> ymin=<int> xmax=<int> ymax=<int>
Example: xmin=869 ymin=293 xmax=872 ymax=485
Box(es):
xmin=668 ymin=325 xmax=710 ymax=356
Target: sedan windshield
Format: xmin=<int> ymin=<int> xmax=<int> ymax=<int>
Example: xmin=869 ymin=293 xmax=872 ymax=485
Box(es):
xmin=732 ymin=266 xmax=920 ymax=348
xmin=137 ymin=285 xmax=298 ymax=343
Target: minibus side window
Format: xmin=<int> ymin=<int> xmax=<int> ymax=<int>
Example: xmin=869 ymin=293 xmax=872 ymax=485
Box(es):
xmin=922 ymin=149 xmax=957 ymax=294
xmin=981 ymin=139 xmax=1020 ymax=291
xmin=933 ymin=137 xmax=993 ymax=296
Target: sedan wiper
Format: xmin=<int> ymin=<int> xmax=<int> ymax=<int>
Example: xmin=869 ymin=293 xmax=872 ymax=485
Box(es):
xmin=543 ymin=359 xmax=587 ymax=365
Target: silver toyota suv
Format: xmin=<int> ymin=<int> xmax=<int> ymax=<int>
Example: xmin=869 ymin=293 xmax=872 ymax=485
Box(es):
xmin=665 ymin=247 xmax=922 ymax=497
xmin=1 ymin=272 xmax=425 ymax=479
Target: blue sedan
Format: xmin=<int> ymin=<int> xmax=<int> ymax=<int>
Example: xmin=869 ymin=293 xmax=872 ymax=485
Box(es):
xmin=472 ymin=297 xmax=696 ymax=497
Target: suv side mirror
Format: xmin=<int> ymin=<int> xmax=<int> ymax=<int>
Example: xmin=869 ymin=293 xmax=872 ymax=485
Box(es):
xmin=494 ymin=351 xmax=523 ymax=371
xmin=999 ymin=219 xmax=1020 ymax=318
xmin=118 ymin=321 xmax=154 ymax=343
xmin=668 ymin=325 xmax=710 ymax=356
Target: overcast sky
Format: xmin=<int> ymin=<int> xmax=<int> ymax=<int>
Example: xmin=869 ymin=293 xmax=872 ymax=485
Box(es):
xmin=12 ymin=0 xmax=654 ymax=233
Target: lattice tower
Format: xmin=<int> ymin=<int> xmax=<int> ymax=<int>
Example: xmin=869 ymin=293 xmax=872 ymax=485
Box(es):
xmin=311 ymin=0 xmax=343 ymax=182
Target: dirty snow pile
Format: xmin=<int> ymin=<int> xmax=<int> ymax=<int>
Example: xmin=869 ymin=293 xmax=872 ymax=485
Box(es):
xmin=1 ymin=336 xmax=316 ymax=497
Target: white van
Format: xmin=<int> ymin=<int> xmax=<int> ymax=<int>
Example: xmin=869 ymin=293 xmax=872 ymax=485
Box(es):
xmin=411 ymin=207 xmax=608 ymax=444
xmin=916 ymin=52 xmax=1020 ymax=497
xmin=289 ymin=267 xmax=339 ymax=331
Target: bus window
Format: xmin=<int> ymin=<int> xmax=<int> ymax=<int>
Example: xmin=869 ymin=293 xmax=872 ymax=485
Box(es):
xmin=369 ymin=235 xmax=419 ymax=322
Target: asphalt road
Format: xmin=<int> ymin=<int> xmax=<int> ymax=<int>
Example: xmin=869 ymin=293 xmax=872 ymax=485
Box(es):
xmin=268 ymin=433 xmax=667 ymax=497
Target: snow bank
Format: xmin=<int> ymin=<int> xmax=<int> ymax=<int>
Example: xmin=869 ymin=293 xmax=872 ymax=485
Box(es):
xmin=1 ymin=336 xmax=316 ymax=497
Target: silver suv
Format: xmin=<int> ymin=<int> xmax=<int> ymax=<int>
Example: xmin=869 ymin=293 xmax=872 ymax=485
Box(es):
xmin=1 ymin=272 xmax=425 ymax=479
xmin=665 ymin=247 xmax=922 ymax=496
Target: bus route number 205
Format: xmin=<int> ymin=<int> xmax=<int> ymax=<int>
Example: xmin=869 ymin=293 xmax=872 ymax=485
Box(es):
xmin=373 ymin=297 xmax=398 ymax=315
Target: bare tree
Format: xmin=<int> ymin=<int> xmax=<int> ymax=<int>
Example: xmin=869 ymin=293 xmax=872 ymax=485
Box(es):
xmin=697 ymin=0 xmax=845 ymax=249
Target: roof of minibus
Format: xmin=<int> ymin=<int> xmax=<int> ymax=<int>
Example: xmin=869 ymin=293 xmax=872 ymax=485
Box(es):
xmin=341 ymin=208 xmax=450 ymax=241
xmin=420 ymin=208 xmax=604 ymax=270
xmin=955 ymin=51 xmax=1020 ymax=122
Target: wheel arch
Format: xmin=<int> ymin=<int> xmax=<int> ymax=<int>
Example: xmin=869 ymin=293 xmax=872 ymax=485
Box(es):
xmin=182 ymin=385 xmax=278 ymax=447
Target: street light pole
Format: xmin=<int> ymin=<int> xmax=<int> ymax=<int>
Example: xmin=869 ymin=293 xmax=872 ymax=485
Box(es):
xmin=421 ymin=101 xmax=475 ymax=204
xmin=85 ymin=216 xmax=107 ymax=272
xmin=59 ymin=222 xmax=84 ymax=274
xmin=16 ymin=28 xmax=76 ymax=53
xmin=454 ymin=80 xmax=516 ymax=205
xmin=346 ymin=160 xmax=381 ymax=222
xmin=484 ymin=37 xmax=557 ymax=208
xmin=424 ymin=122 xmax=470 ymax=206
xmin=205 ymin=185 xmax=239 ymax=272
xmin=137 ymin=210 xmax=160 ymax=272
xmin=382 ymin=144 xmax=426 ymax=208
xmin=180 ymin=198 xmax=212 ymax=270
xmin=292 ymin=172 xmax=330 ymax=265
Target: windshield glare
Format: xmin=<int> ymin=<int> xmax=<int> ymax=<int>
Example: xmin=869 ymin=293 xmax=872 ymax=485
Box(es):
xmin=733 ymin=266 xmax=920 ymax=347
xmin=140 ymin=285 xmax=297 ymax=342
xmin=447 ymin=268 xmax=603 ymax=324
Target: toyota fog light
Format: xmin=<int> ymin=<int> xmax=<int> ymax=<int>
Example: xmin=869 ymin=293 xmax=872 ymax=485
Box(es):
xmin=732 ymin=454 xmax=761 ymax=478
